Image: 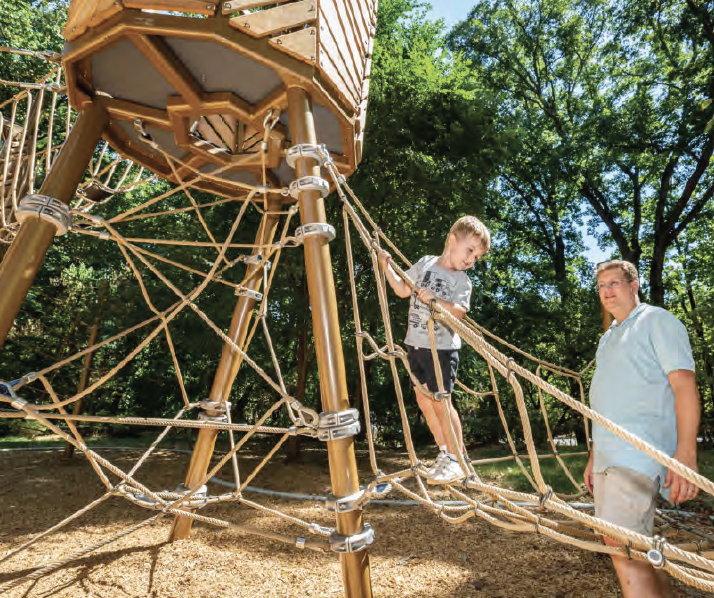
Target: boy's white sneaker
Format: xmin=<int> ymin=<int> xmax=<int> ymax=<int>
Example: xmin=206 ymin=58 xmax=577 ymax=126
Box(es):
xmin=427 ymin=454 xmax=465 ymax=485
xmin=424 ymin=451 xmax=449 ymax=480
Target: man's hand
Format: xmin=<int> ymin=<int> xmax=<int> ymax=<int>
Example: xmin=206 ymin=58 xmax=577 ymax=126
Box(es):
xmin=664 ymin=449 xmax=699 ymax=504
xmin=584 ymin=452 xmax=594 ymax=494
xmin=416 ymin=287 xmax=436 ymax=304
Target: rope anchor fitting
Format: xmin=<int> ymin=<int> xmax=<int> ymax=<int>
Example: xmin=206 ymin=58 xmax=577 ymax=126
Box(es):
xmin=294 ymin=223 xmax=336 ymax=245
xmin=16 ymin=195 xmax=72 ymax=235
xmin=317 ymin=408 xmax=361 ymax=442
xmin=329 ymin=523 xmax=374 ymax=553
xmin=288 ymin=176 xmax=330 ymax=199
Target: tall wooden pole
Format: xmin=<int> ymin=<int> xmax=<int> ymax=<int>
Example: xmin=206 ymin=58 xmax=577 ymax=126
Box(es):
xmin=286 ymin=86 xmax=373 ymax=598
xmin=169 ymin=196 xmax=284 ymax=541
xmin=0 ymin=99 xmax=108 ymax=350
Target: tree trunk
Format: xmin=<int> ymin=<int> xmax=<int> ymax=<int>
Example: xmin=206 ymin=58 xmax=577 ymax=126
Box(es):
xmin=649 ymin=238 xmax=668 ymax=306
xmin=286 ymin=310 xmax=311 ymax=463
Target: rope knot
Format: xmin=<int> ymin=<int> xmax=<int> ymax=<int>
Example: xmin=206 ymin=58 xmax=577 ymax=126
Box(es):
xmin=538 ymin=486 xmax=553 ymax=507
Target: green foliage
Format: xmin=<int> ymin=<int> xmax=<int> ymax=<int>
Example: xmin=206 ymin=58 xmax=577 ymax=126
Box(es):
xmin=1 ymin=0 xmax=713 ymax=451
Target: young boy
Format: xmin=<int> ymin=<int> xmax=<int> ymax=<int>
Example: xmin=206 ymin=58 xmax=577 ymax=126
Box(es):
xmin=378 ymin=216 xmax=490 ymax=484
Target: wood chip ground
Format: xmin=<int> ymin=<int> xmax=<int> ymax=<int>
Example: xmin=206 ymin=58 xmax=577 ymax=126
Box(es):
xmin=0 ymin=447 xmax=710 ymax=597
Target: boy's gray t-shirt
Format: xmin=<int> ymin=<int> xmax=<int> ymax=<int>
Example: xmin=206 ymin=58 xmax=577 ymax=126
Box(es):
xmin=404 ymin=255 xmax=472 ymax=350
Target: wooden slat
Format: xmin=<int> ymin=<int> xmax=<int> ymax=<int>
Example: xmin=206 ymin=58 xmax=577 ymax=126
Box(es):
xmin=270 ymin=27 xmax=317 ymax=65
xmin=320 ymin=0 xmax=362 ymax=88
xmin=63 ymin=0 xmax=102 ymax=40
xmin=89 ymin=0 xmax=125 ymax=30
xmin=221 ymin=0 xmax=291 ymax=14
xmin=317 ymin=22 xmax=360 ymax=105
xmin=318 ymin=42 xmax=359 ymax=109
xmin=208 ymin=114 xmax=239 ymax=152
xmin=337 ymin=0 xmax=368 ymax=62
xmin=323 ymin=0 xmax=365 ymax=80
xmin=351 ymin=0 xmax=372 ymax=47
xmin=130 ymin=34 xmax=204 ymax=108
xmin=229 ymin=0 xmax=316 ymax=38
xmin=123 ymin=0 xmax=217 ymax=15
xmin=105 ymin=98 xmax=173 ymax=129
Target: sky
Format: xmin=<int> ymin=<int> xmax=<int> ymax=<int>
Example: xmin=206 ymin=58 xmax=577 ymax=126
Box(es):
xmin=424 ymin=1 xmax=614 ymax=265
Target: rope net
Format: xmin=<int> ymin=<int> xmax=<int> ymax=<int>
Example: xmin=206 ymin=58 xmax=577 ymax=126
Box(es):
xmin=2 ymin=50 xmax=714 ymax=594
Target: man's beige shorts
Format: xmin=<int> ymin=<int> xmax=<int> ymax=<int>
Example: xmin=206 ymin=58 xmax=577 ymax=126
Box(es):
xmin=594 ymin=466 xmax=659 ymax=536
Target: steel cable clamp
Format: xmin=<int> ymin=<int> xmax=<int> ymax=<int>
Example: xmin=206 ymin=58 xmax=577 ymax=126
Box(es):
xmin=325 ymin=481 xmax=391 ymax=513
xmin=288 ymin=176 xmax=330 ymax=199
xmin=329 ymin=524 xmax=374 ymax=553
xmin=647 ymin=535 xmax=667 ymax=568
xmin=286 ymin=144 xmax=326 ymax=168
xmin=173 ymin=483 xmax=209 ymax=509
xmin=317 ymin=408 xmax=361 ymax=442
xmin=198 ymin=399 xmax=230 ymax=423
xmin=16 ymin=195 xmax=72 ymax=235
xmin=235 ymin=287 xmax=264 ymax=301
xmin=294 ymin=223 xmax=336 ymax=245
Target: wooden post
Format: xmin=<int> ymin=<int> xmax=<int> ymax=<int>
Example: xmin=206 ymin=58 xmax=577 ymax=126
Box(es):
xmin=0 ymin=98 xmax=108 ymax=350
xmin=169 ymin=195 xmax=284 ymax=541
xmin=286 ymin=86 xmax=373 ymax=598
xmin=63 ymin=320 xmax=101 ymax=460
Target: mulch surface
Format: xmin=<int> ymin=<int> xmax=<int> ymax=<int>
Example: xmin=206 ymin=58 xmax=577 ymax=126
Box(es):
xmin=0 ymin=446 xmax=710 ymax=597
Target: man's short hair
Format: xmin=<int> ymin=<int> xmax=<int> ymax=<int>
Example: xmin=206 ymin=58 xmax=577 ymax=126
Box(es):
xmin=448 ymin=215 xmax=491 ymax=252
xmin=596 ymin=260 xmax=639 ymax=282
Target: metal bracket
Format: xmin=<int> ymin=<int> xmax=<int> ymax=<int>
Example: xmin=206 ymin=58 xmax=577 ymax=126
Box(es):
xmin=16 ymin=195 xmax=72 ymax=235
xmin=317 ymin=408 xmax=360 ymax=442
xmin=286 ymin=144 xmax=326 ymax=168
xmin=329 ymin=524 xmax=374 ymax=553
xmin=197 ymin=399 xmax=230 ymax=423
xmin=235 ymin=287 xmax=264 ymax=301
xmin=0 ymin=380 xmax=28 ymax=411
xmin=295 ymin=223 xmax=336 ymax=245
xmin=326 ymin=488 xmax=367 ymax=513
xmin=647 ymin=536 xmax=666 ymax=568
xmin=288 ymin=176 xmax=330 ymax=199
xmin=174 ymin=483 xmax=209 ymax=509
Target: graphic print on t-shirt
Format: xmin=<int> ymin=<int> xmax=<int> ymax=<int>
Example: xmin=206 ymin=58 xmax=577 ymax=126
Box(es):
xmin=408 ymin=269 xmax=455 ymax=335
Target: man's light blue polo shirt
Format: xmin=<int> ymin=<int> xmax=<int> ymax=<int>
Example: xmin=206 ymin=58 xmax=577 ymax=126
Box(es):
xmin=590 ymin=303 xmax=695 ymax=487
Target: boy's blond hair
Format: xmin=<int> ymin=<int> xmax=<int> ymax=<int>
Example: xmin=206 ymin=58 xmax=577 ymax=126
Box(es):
xmin=596 ymin=260 xmax=639 ymax=282
xmin=447 ymin=216 xmax=491 ymax=252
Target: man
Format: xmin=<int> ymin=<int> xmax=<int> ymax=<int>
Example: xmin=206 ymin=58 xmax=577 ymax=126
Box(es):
xmin=584 ymin=260 xmax=701 ymax=598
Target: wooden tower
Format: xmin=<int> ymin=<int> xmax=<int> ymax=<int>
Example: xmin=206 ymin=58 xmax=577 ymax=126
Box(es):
xmin=0 ymin=1 xmax=378 ymax=596
xmin=61 ymin=0 xmax=376 ymax=195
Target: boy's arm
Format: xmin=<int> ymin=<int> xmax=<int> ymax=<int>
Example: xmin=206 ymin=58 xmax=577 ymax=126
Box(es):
xmin=416 ymin=288 xmax=467 ymax=320
xmin=377 ymin=249 xmax=412 ymax=298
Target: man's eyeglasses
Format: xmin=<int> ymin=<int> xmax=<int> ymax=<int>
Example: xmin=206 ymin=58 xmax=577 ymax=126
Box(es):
xmin=597 ymin=279 xmax=631 ymax=291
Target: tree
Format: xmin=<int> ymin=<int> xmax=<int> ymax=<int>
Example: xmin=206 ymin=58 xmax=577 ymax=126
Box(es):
xmin=449 ymin=0 xmax=714 ymax=306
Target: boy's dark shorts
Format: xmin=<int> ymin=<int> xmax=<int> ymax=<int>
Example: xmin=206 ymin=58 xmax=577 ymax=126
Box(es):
xmin=406 ymin=346 xmax=459 ymax=394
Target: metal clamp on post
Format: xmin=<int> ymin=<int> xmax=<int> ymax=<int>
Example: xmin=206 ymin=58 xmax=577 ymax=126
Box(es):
xmin=16 ymin=195 xmax=72 ymax=235
xmin=317 ymin=408 xmax=361 ymax=442
xmin=288 ymin=176 xmax=330 ymax=199
xmin=326 ymin=488 xmax=368 ymax=513
xmin=329 ymin=524 xmax=374 ymax=553
xmin=243 ymin=254 xmax=271 ymax=270
xmin=198 ymin=399 xmax=230 ymax=423
xmin=286 ymin=144 xmax=325 ymax=168
xmin=174 ymin=483 xmax=209 ymax=509
xmin=295 ymin=223 xmax=336 ymax=245
xmin=235 ymin=286 xmax=264 ymax=301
